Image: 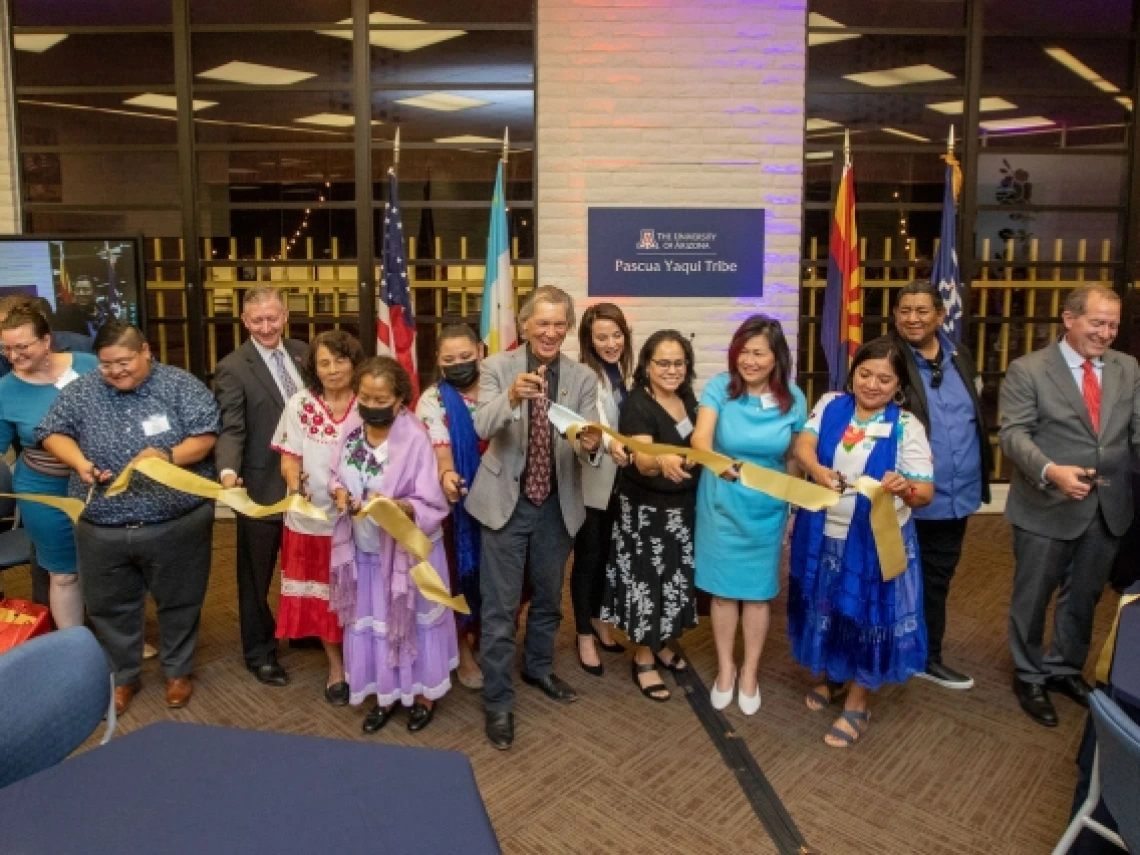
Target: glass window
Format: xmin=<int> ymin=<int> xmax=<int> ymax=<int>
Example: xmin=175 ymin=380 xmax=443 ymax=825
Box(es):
xmin=809 ymin=0 xmax=965 ymax=30
xmin=26 ymin=210 xmax=184 ymax=236
xmin=190 ymin=91 xmax=356 ymax=144
xmin=369 ymin=89 xmax=534 ymax=142
xmin=367 ymin=0 xmax=534 ymax=24
xmin=982 ymin=38 xmax=1132 ymax=93
xmin=199 ymin=208 xmax=359 ymax=260
xmin=12 ymin=2 xmax=171 ymax=26
xmin=804 ymin=151 xmax=949 ymax=204
xmin=807 ymin=93 xmax=965 ymax=146
xmin=972 ymin=96 xmax=1131 ymax=148
xmin=198 ymin=149 xmax=356 ymax=201
xmin=369 ymin=30 xmax=534 ymax=85
xmin=985 ymin=0 xmax=1132 ymax=34
xmin=18 ymin=95 xmax=180 ymax=146
xmin=806 ymin=36 xmax=967 ymax=92
xmin=24 ymin=151 xmax=181 ymax=207
xmin=192 ymin=32 xmax=356 ymax=87
xmin=371 ymin=146 xmax=533 ymax=202
xmin=977 ymin=152 xmax=1128 ymax=207
xmin=13 ymin=34 xmax=175 ymax=87
xmin=191 ymin=0 xmax=351 ymax=25
xmin=373 ymin=206 xmax=533 ymax=260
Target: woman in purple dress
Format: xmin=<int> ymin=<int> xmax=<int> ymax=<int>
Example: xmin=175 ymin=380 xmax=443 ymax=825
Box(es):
xmin=329 ymin=357 xmax=459 ymax=734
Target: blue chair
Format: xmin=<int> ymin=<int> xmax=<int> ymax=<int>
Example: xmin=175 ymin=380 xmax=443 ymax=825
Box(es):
xmin=0 ymin=458 xmax=32 ymax=575
xmin=0 ymin=626 xmax=116 ymax=790
xmin=1052 ymin=689 xmax=1140 ymax=854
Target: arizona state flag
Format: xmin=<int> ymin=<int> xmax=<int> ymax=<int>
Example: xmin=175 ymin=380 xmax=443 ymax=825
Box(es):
xmin=821 ymin=160 xmax=861 ymax=390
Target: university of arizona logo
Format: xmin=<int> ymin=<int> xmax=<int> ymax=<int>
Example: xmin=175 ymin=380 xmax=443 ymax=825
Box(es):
xmin=636 ymin=229 xmax=658 ymax=250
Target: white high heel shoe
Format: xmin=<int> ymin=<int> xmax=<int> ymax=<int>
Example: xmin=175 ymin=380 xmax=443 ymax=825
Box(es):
xmin=710 ymin=668 xmax=736 ymax=711
xmin=738 ymin=679 xmax=761 ymax=716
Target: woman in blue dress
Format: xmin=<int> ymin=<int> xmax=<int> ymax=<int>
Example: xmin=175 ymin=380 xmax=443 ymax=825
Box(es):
xmin=692 ymin=316 xmax=807 ymax=716
xmin=0 ymin=305 xmax=98 ymax=627
xmin=789 ymin=337 xmax=933 ymax=748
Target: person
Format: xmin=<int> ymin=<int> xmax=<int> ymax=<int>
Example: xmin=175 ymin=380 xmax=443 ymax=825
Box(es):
xmin=331 ymin=357 xmax=459 ymax=734
xmin=572 ymin=303 xmax=632 ymax=676
xmin=0 ymin=306 xmax=98 ymax=628
xmin=53 ymin=275 xmax=99 ymax=337
xmin=27 ymin=297 xmax=93 ymax=355
xmin=466 ymin=285 xmax=603 ymax=751
xmin=414 ymin=324 xmax=486 ymax=690
xmin=789 ymin=336 xmax=934 ymax=747
xmin=601 ymin=330 xmax=700 ymax=702
xmin=999 ymin=284 xmax=1140 ymax=727
xmin=691 ymin=316 xmax=807 ymax=715
xmin=270 ymin=329 xmax=364 ymax=706
xmin=891 ymin=280 xmax=992 ymax=691
xmin=214 ymin=287 xmax=308 ymax=687
xmin=37 ymin=321 xmax=219 ymax=714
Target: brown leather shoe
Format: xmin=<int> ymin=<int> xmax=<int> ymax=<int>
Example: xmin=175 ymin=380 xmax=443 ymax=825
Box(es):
xmin=114 ymin=682 xmax=140 ymax=715
xmin=165 ymin=677 xmax=192 ymax=709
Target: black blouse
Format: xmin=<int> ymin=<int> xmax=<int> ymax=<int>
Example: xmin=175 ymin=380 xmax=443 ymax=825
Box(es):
xmin=617 ymin=385 xmax=700 ymax=495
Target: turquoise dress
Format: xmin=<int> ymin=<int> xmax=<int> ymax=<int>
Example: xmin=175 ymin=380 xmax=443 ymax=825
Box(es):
xmin=0 ymin=352 xmax=98 ymax=573
xmin=694 ymin=373 xmax=807 ymax=601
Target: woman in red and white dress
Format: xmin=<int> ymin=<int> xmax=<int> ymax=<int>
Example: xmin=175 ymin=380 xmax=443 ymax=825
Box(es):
xmin=271 ymin=330 xmax=364 ymax=705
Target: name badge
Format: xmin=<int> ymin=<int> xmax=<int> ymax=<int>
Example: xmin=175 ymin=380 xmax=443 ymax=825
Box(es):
xmin=142 ymin=414 xmax=171 ymax=437
xmin=759 ymin=393 xmax=778 ymax=410
xmin=676 ymin=416 xmax=693 ymax=440
xmin=54 ymin=368 xmax=79 ymax=390
xmin=865 ymin=422 xmax=892 ymax=439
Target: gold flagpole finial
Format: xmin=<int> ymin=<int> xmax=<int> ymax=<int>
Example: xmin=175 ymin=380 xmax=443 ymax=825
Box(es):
xmin=392 ymin=126 xmax=401 ymax=172
xmin=501 ymin=126 xmax=510 ymax=164
xmin=947 ymin=124 xmax=955 ymax=155
xmin=843 ymin=128 xmax=851 ymax=168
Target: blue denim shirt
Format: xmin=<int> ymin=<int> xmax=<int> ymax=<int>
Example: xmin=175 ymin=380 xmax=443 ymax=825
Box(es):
xmin=911 ymin=332 xmax=983 ymax=520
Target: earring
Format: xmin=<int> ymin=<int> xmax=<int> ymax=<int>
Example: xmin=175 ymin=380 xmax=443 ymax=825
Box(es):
xmin=893 ymin=390 xmax=906 ymax=405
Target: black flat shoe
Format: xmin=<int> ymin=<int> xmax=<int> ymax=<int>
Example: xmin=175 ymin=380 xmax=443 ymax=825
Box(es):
xmin=407 ymin=703 xmax=435 ymax=732
xmin=248 ymin=661 xmax=290 ymax=687
xmin=362 ymin=703 xmax=397 ymax=734
xmin=1047 ymin=674 xmax=1091 ymax=708
xmin=576 ymin=635 xmax=604 ymax=677
xmin=631 ymin=660 xmax=670 ymax=702
xmin=1013 ymin=677 xmax=1058 ymax=727
xmin=485 ymin=711 xmax=515 ymax=751
xmin=592 ymin=628 xmax=626 ymax=654
xmin=520 ymin=672 xmax=579 ymax=704
xmin=324 ymin=681 xmax=350 ymax=706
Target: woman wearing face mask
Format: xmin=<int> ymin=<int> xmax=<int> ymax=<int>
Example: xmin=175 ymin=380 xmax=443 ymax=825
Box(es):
xmin=414 ymin=324 xmax=485 ymax=690
xmin=601 ymin=330 xmax=700 ymax=702
xmin=330 ymin=357 xmax=458 ymax=735
xmin=271 ymin=330 xmax=364 ymax=705
xmin=789 ymin=337 xmax=934 ymax=748
xmin=572 ymin=303 xmax=633 ymax=676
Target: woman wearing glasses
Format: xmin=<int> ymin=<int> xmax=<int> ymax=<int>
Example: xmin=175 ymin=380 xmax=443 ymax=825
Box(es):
xmin=601 ymin=330 xmax=700 ymax=702
xmin=0 ymin=303 xmax=97 ymax=628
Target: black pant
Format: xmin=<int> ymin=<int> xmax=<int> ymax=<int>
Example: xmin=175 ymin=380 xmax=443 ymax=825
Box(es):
xmin=570 ymin=501 xmax=616 ymax=636
xmin=77 ymin=503 xmax=214 ymax=686
xmin=235 ymin=515 xmax=283 ymax=667
xmin=915 ymin=517 xmax=969 ymax=665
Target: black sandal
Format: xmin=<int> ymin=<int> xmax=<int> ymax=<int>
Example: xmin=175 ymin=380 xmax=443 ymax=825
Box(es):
xmin=631 ymin=660 xmax=670 ymax=702
xmin=804 ymin=680 xmax=847 ymax=712
xmin=653 ymin=649 xmax=688 ymax=674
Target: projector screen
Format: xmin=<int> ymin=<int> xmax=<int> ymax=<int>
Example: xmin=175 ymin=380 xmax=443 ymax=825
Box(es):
xmin=0 ymin=235 xmax=145 ymax=336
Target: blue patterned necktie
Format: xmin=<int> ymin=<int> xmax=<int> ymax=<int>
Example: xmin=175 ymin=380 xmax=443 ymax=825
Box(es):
xmin=271 ymin=349 xmax=298 ymax=400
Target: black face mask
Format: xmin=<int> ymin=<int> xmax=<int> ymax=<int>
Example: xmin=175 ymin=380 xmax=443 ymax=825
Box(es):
xmin=358 ymin=403 xmax=397 ymax=427
xmin=442 ymin=360 xmax=479 ymax=389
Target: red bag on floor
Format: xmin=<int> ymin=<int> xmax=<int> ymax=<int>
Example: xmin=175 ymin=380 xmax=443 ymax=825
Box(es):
xmin=0 ymin=598 xmax=52 ymax=654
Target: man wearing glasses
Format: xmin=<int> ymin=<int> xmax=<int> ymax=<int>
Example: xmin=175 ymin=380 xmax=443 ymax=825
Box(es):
xmin=37 ymin=320 xmax=219 ymax=714
xmin=892 ymin=279 xmax=992 ymax=691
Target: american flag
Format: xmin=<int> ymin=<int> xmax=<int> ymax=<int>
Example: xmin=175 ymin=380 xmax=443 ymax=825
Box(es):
xmin=377 ymin=168 xmax=419 ymax=399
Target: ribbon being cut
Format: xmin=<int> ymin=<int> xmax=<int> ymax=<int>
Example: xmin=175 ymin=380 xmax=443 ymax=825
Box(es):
xmin=548 ymin=402 xmax=908 ymax=581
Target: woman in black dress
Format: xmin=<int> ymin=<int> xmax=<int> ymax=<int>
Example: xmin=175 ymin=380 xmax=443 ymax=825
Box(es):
xmin=601 ymin=330 xmax=700 ymax=702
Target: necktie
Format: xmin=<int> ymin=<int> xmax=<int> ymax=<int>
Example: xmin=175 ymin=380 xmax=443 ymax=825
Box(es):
xmin=1082 ymin=359 xmax=1101 ymax=433
xmin=272 ymin=349 xmax=298 ymax=401
xmin=523 ymin=391 xmax=553 ymax=504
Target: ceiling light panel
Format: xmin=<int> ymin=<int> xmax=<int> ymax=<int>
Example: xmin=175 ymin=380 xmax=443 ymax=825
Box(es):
xmin=805 ymin=118 xmax=840 ymax=131
xmin=124 ymin=93 xmax=216 ymax=112
xmin=317 ymin=13 xmax=465 ymax=52
xmin=395 ymin=93 xmax=490 ymax=112
xmin=881 ymin=127 xmax=931 ymax=142
xmin=12 ymin=34 xmax=68 ymax=53
xmin=434 ymin=135 xmax=504 ymax=143
xmin=1044 ymin=47 xmax=1120 ymax=93
xmin=926 ymin=97 xmax=1017 ymax=115
xmin=979 ymin=116 xmax=1056 ymax=132
xmin=844 ymin=64 xmax=955 ymax=87
xmin=294 ymin=113 xmax=379 ymax=128
xmin=807 ymin=13 xmax=860 ymax=47
xmin=197 ymin=61 xmax=316 ymax=86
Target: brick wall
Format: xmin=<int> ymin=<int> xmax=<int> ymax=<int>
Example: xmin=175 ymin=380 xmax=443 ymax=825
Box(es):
xmin=0 ymin=4 xmax=19 ymax=233
xmin=535 ymin=0 xmax=807 ymax=385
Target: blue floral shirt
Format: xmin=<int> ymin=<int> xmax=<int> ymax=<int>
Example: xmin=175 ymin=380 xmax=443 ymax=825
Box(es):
xmin=35 ymin=362 xmax=220 ymax=525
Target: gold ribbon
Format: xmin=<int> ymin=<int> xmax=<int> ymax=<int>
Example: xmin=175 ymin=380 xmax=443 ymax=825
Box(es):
xmin=1095 ymin=593 xmax=1140 ymax=685
xmin=0 ymin=492 xmax=87 ymax=523
xmin=567 ymin=422 xmax=908 ymax=581
xmin=353 ymin=496 xmax=470 ymax=615
xmin=0 ymin=607 xmax=40 ymax=626
xmin=104 ymin=457 xmax=328 ymax=521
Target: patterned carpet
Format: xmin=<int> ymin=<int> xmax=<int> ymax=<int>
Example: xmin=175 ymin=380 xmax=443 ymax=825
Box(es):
xmin=3 ymin=515 xmax=1119 ymax=854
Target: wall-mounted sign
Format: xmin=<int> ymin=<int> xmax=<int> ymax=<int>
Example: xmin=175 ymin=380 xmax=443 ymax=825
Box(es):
xmin=588 ymin=207 xmax=764 ymax=298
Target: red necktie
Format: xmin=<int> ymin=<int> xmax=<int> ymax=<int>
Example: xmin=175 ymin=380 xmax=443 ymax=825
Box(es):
xmin=1082 ymin=360 xmax=1101 ymax=433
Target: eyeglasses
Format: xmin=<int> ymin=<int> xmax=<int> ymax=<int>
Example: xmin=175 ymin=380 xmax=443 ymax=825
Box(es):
xmin=651 ymin=359 xmax=687 ymax=371
xmin=0 ymin=340 xmax=42 ymax=357
xmin=98 ymin=356 xmax=139 ymax=373
xmin=926 ymin=358 xmax=943 ymax=389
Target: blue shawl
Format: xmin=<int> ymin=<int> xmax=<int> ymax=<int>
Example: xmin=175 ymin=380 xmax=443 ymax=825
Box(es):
xmin=437 ymin=380 xmax=481 ymax=589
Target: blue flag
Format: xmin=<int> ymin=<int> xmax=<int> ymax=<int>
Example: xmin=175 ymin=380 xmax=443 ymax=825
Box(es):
xmin=933 ymin=162 xmax=963 ymax=341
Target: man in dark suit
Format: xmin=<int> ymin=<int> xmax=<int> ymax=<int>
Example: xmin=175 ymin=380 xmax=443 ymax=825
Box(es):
xmin=1000 ymin=284 xmax=1140 ymax=727
xmin=215 ymin=287 xmax=308 ymax=686
xmin=891 ymin=280 xmax=992 ymax=691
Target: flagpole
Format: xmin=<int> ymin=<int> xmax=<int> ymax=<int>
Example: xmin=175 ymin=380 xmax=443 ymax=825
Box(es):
xmin=947 ymin=124 xmax=955 ymax=155
xmin=392 ymin=126 xmax=401 ymax=173
xmin=843 ymin=128 xmax=851 ymax=168
xmin=501 ymin=126 xmax=509 ymax=164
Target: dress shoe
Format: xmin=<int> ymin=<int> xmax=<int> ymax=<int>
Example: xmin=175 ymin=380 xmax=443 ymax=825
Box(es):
xmin=407 ymin=703 xmax=435 ymax=732
xmin=576 ymin=635 xmax=604 ymax=678
xmin=710 ymin=669 xmax=736 ymax=711
xmin=165 ymin=677 xmax=193 ymax=709
xmin=915 ymin=660 xmax=974 ymax=690
xmin=520 ymin=672 xmax=579 ymax=704
xmin=363 ymin=703 xmax=397 ymax=734
xmin=1047 ymin=674 xmax=1091 ymax=708
xmin=324 ymin=681 xmax=350 ymax=706
xmin=738 ymin=682 xmax=761 ymax=716
xmin=114 ymin=682 xmax=141 ymax=715
xmin=249 ymin=661 xmax=290 ymax=687
xmin=1013 ymin=677 xmax=1058 ymax=727
xmin=485 ymin=711 xmax=515 ymax=751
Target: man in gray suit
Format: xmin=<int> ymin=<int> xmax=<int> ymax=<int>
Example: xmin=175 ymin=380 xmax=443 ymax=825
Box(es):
xmin=215 ymin=287 xmax=308 ymax=687
xmin=466 ymin=285 xmax=603 ymax=750
xmin=1000 ymin=284 xmax=1140 ymax=727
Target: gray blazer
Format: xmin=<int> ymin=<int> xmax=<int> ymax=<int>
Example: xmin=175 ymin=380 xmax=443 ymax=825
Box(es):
xmin=214 ymin=338 xmax=309 ymax=506
xmin=999 ymin=341 xmax=1140 ymax=539
xmin=466 ymin=347 xmax=600 ymax=534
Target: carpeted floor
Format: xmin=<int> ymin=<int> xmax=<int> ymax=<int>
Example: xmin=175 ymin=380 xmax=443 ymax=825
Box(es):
xmin=2 ymin=515 xmax=1119 ymax=854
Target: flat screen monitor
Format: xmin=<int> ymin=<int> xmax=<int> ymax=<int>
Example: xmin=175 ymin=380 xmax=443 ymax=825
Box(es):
xmin=0 ymin=235 xmax=145 ymax=336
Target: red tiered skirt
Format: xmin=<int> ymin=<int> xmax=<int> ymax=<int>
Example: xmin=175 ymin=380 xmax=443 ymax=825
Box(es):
xmin=275 ymin=527 xmax=343 ymax=644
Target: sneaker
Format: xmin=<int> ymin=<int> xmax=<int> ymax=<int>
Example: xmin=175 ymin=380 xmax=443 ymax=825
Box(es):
xmin=916 ymin=660 xmax=974 ymax=690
